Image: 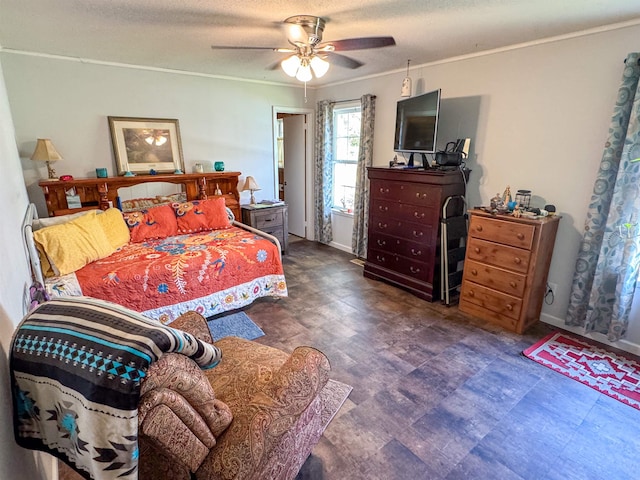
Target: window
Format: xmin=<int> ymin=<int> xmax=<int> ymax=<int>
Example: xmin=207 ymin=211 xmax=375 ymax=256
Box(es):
xmin=332 ymin=104 xmax=361 ymax=212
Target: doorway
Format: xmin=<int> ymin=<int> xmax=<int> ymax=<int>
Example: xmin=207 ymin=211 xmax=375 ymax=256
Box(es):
xmin=272 ymin=107 xmax=314 ymax=240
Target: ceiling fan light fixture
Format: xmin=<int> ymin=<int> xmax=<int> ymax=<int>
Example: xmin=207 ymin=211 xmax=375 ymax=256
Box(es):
xmin=310 ymin=55 xmax=330 ymax=78
xmin=281 ymin=55 xmax=301 ymax=77
xmin=296 ymin=63 xmax=313 ymax=82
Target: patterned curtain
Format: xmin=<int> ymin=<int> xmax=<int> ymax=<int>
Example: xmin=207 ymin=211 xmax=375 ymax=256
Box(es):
xmin=566 ymin=53 xmax=640 ymax=341
xmin=352 ymin=94 xmax=376 ymax=258
xmin=314 ymin=100 xmax=334 ymax=244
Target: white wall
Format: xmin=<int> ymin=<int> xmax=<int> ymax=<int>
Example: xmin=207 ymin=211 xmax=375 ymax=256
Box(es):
xmin=0 ymin=62 xmax=53 ymax=480
xmin=0 ymin=53 xmax=313 ymax=217
xmin=317 ymin=24 xmax=640 ymax=352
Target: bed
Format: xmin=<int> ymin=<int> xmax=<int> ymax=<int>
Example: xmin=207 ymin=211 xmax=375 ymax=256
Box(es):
xmin=23 ymin=196 xmax=288 ymax=324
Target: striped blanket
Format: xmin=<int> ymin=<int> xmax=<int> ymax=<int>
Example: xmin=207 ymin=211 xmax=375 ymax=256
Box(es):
xmin=10 ymin=297 xmax=222 ymax=480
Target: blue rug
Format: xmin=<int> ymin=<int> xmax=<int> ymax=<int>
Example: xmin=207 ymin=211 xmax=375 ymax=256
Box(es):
xmin=207 ymin=311 xmax=264 ymax=340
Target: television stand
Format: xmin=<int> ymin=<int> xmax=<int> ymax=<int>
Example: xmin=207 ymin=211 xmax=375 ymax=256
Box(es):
xmin=408 ymin=152 xmax=430 ymax=169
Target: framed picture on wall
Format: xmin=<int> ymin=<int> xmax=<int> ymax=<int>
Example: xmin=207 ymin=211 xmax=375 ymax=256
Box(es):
xmin=108 ymin=116 xmax=185 ymax=175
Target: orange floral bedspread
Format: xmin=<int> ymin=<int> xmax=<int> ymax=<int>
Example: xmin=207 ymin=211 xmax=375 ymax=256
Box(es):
xmin=44 ymin=226 xmax=287 ymax=324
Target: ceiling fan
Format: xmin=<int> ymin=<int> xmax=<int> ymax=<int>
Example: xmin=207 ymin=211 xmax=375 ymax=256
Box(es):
xmin=211 ymin=15 xmax=396 ymax=82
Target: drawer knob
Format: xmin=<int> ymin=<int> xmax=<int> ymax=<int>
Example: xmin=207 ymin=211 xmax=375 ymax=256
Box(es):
xmin=412 ymin=230 xmax=423 ymax=238
xmin=509 ymin=281 xmax=517 ymax=288
xmin=514 ymin=257 xmax=522 ymax=264
xmin=471 ymin=269 xmax=478 ymax=276
xmin=379 ymin=205 xmax=388 ymax=212
xmin=376 ymin=255 xmax=386 ymax=262
xmin=414 ymin=211 xmax=425 ymax=219
xmin=468 ymin=290 xmax=475 ymax=297
xmin=415 ymin=192 xmax=427 ymax=199
xmin=410 ymin=249 xmax=422 ymax=256
xmin=517 ymin=233 xmax=524 ymax=240
xmin=474 ymin=247 xmax=481 ymax=254
xmin=378 ymin=222 xmax=388 ymax=229
xmin=476 ymin=225 xmax=483 ymax=232
xmin=506 ymin=304 xmax=514 ymax=311
xmin=377 ymin=239 xmax=386 ymax=246
xmin=379 ymin=187 xmax=390 ymax=193
xmin=409 ymin=266 xmax=421 ymax=274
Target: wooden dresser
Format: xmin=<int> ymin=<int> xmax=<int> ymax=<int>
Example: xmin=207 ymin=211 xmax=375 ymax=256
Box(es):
xmin=459 ymin=210 xmax=560 ymax=333
xmin=38 ymin=172 xmax=241 ymax=220
xmin=363 ymin=167 xmax=466 ymax=302
xmin=241 ymin=204 xmax=288 ymax=254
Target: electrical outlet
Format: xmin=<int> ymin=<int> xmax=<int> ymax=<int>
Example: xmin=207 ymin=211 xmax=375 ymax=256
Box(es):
xmin=547 ymin=282 xmax=558 ymax=302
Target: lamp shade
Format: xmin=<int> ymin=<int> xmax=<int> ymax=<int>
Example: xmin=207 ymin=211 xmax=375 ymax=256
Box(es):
xmin=31 ymin=139 xmax=62 ymax=162
xmin=295 ymin=64 xmax=313 ymax=82
xmin=281 ymin=55 xmax=301 ymax=77
xmin=310 ymin=56 xmax=330 ymax=78
xmin=242 ymin=176 xmax=261 ymax=192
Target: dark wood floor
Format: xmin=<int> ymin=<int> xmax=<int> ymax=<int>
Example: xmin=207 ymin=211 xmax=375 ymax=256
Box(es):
xmin=244 ymin=239 xmax=640 ymax=480
xmin=59 ymin=238 xmax=640 ymax=480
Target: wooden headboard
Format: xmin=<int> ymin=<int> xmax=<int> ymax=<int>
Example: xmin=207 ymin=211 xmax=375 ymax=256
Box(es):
xmin=38 ymin=172 xmax=242 ymax=220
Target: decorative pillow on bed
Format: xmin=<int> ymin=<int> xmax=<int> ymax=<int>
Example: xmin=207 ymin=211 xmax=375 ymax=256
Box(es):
xmin=120 ymin=193 xmax=187 ymax=213
xmin=33 ymin=210 xmax=116 ymax=276
xmin=172 ymin=198 xmax=231 ymax=233
xmin=123 ymin=204 xmax=179 ymax=243
xmin=96 ymin=208 xmax=130 ymax=249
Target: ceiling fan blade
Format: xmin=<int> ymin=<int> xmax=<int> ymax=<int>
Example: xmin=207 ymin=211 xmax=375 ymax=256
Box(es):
xmin=211 ymin=45 xmax=284 ymax=51
xmin=267 ymin=60 xmax=285 ymax=71
xmin=321 ymin=36 xmax=396 ymax=51
xmin=326 ymin=52 xmax=364 ymax=69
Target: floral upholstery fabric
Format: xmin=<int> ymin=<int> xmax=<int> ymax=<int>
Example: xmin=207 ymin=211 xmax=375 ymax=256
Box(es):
xmin=139 ymin=353 xmax=233 ymax=475
xmin=139 ymin=312 xmax=332 ymax=480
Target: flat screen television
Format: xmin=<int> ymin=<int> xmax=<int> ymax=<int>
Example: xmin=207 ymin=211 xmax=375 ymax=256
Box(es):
xmin=393 ymin=88 xmax=441 ymax=154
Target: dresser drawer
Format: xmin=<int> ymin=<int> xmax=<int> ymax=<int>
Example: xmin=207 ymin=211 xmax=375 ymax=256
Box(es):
xmin=370 ymin=180 xmax=439 ymax=207
xmin=253 ymin=211 xmax=283 ymax=229
xmin=367 ymin=248 xmax=432 ymax=282
xmin=459 ymin=281 xmax=523 ymax=321
xmin=369 ymin=214 xmax=435 ymax=245
xmin=369 ymin=232 xmax=435 ymax=264
xmin=259 ymin=226 xmax=284 ymax=247
xmin=469 ymin=215 xmax=535 ymax=250
xmin=371 ymin=199 xmax=438 ymax=225
xmin=463 ymin=259 xmax=527 ymax=297
xmin=466 ymin=237 xmax=531 ymax=274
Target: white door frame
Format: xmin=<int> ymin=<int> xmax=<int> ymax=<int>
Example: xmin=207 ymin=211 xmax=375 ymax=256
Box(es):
xmin=271 ymin=106 xmax=315 ymax=240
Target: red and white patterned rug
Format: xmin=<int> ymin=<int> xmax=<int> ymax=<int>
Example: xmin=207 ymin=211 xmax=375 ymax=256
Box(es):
xmin=523 ymin=331 xmax=640 ymax=411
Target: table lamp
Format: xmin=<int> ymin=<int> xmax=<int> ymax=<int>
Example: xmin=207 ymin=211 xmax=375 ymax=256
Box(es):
xmin=31 ymin=139 xmax=62 ymax=180
xmin=242 ymin=176 xmax=261 ymax=205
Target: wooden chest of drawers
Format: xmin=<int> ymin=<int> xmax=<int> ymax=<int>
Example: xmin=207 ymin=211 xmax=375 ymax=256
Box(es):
xmin=241 ymin=204 xmax=288 ymax=253
xmin=363 ymin=167 xmax=466 ymax=301
xmin=459 ymin=210 xmax=560 ymax=333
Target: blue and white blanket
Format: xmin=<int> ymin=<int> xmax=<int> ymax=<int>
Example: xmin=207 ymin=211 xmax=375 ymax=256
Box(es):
xmin=10 ymin=296 xmax=222 ymax=480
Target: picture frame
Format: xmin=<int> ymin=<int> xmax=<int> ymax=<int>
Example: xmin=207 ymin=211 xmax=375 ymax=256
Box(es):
xmin=108 ymin=116 xmax=185 ymax=175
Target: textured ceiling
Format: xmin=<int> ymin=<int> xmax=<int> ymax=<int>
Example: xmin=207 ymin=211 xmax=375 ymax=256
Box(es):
xmin=1 ymin=0 xmax=640 ymax=86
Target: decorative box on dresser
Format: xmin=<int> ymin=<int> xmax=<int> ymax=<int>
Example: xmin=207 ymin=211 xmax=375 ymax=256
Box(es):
xmin=241 ymin=204 xmax=288 ymax=254
xmin=363 ymin=167 xmax=466 ymax=302
xmin=459 ymin=210 xmax=560 ymax=334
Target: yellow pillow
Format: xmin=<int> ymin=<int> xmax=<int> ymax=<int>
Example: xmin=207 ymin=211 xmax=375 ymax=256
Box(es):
xmin=35 ymin=241 xmax=55 ymax=278
xmin=97 ymin=208 xmax=131 ymax=249
xmin=33 ymin=210 xmax=116 ymax=276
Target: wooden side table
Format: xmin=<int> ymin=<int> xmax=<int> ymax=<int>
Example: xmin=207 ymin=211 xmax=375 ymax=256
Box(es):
xmin=241 ymin=204 xmax=288 ymax=254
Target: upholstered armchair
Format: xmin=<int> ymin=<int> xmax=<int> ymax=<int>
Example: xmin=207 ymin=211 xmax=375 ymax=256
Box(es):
xmin=137 ymin=311 xmax=332 ymax=480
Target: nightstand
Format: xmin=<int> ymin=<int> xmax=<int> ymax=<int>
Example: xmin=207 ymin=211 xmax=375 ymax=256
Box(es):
xmin=241 ymin=204 xmax=288 ymax=254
